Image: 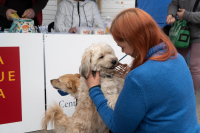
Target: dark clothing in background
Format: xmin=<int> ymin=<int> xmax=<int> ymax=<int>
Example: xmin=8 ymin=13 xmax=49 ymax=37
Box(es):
xmin=0 ymin=0 xmax=48 ymax=30
xmin=0 ymin=0 xmax=34 ymax=29
xmin=5 ymin=0 xmax=32 ymax=18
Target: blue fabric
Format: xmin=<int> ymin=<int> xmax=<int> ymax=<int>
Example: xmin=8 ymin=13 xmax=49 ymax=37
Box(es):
xmin=57 ymin=90 xmax=69 ymax=96
xmin=137 ymin=0 xmax=171 ymax=27
xmin=89 ymin=43 xmax=200 ymax=133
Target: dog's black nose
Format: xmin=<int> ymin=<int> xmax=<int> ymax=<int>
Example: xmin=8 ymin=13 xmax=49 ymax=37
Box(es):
xmin=50 ymin=80 xmax=53 ymax=83
xmin=112 ymin=60 xmax=117 ymax=65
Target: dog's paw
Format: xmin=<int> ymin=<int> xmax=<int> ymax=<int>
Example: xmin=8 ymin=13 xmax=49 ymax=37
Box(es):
xmin=107 ymin=94 xmax=119 ymax=110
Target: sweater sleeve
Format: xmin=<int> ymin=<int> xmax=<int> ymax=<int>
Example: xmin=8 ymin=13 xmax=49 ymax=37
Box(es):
xmin=89 ymin=77 xmax=147 ymax=133
xmin=54 ymin=1 xmax=70 ymax=32
xmin=0 ymin=3 xmax=8 ymax=17
xmin=183 ymin=10 xmax=200 ymax=24
xmin=167 ymin=0 xmax=178 ymax=17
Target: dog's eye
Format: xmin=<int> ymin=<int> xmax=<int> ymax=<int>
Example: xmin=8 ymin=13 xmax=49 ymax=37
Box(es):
xmin=99 ymin=56 xmax=104 ymax=59
xmin=109 ymin=52 xmax=111 ymax=54
xmin=58 ymin=80 xmax=60 ymax=82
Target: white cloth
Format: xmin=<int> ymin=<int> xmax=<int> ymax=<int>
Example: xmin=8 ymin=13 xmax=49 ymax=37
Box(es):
xmin=54 ymin=0 xmax=104 ymax=32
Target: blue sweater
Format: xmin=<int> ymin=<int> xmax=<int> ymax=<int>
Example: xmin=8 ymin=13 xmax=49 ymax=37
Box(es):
xmin=89 ymin=44 xmax=200 ymax=133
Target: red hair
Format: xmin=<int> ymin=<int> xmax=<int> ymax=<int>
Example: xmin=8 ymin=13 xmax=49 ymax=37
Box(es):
xmin=110 ymin=8 xmax=177 ymax=71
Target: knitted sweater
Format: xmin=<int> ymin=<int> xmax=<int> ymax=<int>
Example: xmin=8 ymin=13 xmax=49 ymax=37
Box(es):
xmin=89 ymin=44 xmax=200 ymax=133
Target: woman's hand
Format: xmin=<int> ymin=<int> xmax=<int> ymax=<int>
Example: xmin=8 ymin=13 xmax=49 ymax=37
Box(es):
xmin=6 ymin=9 xmax=17 ymax=21
xmin=177 ymin=9 xmax=185 ymax=20
xmin=84 ymin=71 xmax=100 ymax=89
xmin=22 ymin=8 xmax=35 ymax=19
xmin=69 ymin=27 xmax=77 ymax=33
xmin=166 ymin=14 xmax=175 ymax=24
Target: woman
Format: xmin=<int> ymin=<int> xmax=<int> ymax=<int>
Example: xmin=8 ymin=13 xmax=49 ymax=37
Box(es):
xmin=85 ymin=8 xmax=200 ymax=132
xmin=166 ymin=0 xmax=200 ymax=93
xmin=54 ymin=0 xmax=104 ymax=33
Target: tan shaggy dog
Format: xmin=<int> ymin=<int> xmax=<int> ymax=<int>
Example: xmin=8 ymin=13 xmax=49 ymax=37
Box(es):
xmin=42 ymin=42 xmax=124 ymax=133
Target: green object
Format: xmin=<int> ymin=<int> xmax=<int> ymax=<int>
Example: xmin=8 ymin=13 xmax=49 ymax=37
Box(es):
xmin=169 ymin=19 xmax=190 ymax=48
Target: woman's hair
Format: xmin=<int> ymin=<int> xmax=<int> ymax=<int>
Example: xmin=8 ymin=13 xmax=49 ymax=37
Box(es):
xmin=110 ymin=8 xmax=177 ymax=71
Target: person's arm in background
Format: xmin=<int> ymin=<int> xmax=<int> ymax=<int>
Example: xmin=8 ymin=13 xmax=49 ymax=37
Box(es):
xmin=54 ymin=1 xmax=70 ymax=32
xmin=167 ymin=0 xmax=178 ymax=18
xmin=0 ymin=4 xmax=17 ymax=21
xmin=91 ymin=2 xmax=104 ymax=28
xmin=166 ymin=0 xmax=178 ymax=24
xmin=0 ymin=4 xmax=8 ymax=17
xmin=32 ymin=0 xmax=48 ymax=15
xmin=182 ymin=8 xmax=200 ymax=24
xmin=22 ymin=0 xmax=48 ymax=19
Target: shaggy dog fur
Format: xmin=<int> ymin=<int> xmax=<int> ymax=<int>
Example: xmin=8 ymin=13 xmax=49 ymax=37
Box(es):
xmin=42 ymin=43 xmax=124 ymax=133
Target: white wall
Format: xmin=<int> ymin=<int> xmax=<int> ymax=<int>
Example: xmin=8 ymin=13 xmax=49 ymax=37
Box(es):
xmin=42 ymin=0 xmax=57 ymax=26
xmin=101 ymin=0 xmax=135 ymax=20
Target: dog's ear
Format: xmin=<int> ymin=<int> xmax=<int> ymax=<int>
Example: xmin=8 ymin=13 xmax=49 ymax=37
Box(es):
xmin=66 ymin=80 xmax=77 ymax=93
xmin=66 ymin=81 xmax=72 ymax=89
xmin=74 ymin=73 xmax=81 ymax=78
xmin=71 ymin=81 xmax=77 ymax=93
xmin=79 ymin=51 xmax=91 ymax=79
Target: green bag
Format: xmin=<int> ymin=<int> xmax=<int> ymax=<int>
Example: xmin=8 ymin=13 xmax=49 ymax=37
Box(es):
xmin=169 ymin=0 xmax=200 ymax=48
xmin=169 ymin=19 xmax=190 ymax=48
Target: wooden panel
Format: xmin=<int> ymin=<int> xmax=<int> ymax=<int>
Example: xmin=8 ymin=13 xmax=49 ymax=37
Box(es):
xmin=43 ymin=15 xmax=55 ymax=20
xmin=42 ymin=0 xmax=57 ymax=26
xmin=43 ymin=5 xmax=57 ymax=11
xmin=43 ymin=10 xmax=57 ymax=15
xmin=46 ymin=1 xmax=57 ymax=6
xmin=101 ymin=13 xmax=117 ymax=18
xmin=43 ymin=20 xmax=54 ymax=25
xmin=101 ymin=8 xmax=124 ymax=13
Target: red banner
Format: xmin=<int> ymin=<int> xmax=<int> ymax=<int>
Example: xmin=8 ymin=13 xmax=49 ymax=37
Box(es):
xmin=0 ymin=47 xmax=22 ymax=124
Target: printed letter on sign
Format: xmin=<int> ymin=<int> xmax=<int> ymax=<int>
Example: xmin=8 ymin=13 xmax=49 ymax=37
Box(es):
xmin=0 ymin=47 xmax=22 ymax=124
xmin=0 ymin=89 xmax=5 ymax=98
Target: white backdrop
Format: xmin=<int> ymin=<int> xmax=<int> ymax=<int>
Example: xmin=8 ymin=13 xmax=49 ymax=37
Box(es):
xmin=45 ymin=34 xmax=133 ymax=129
xmin=0 ymin=33 xmax=45 ymax=133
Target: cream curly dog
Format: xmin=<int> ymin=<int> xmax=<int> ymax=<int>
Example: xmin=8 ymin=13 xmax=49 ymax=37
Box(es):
xmin=42 ymin=42 xmax=124 ymax=133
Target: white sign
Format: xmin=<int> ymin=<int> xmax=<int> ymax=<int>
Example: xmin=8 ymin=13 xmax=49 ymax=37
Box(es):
xmin=0 ymin=33 xmax=45 ymax=133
